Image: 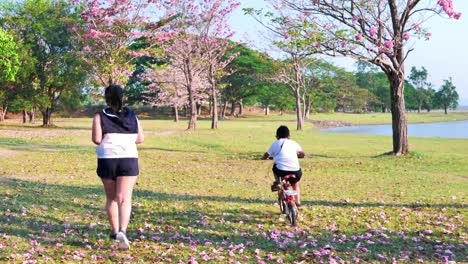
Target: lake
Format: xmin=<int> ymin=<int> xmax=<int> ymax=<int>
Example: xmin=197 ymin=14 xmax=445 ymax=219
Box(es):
xmin=322 ymin=120 xmax=468 ymax=138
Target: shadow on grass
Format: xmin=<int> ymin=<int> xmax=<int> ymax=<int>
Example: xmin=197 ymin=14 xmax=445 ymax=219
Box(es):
xmin=139 ymin=147 xmax=207 ymax=154
xmin=239 ymin=152 xmax=340 ymax=160
xmin=371 ymin=151 xmax=425 ymax=159
xmin=0 ymin=177 xmax=466 ymax=262
xmin=0 ymin=123 xmax=91 ymax=131
xmin=0 ymin=137 xmax=90 ymax=153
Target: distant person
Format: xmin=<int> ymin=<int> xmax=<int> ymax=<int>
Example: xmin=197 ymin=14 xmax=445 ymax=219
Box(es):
xmin=262 ymin=125 xmax=305 ymax=206
xmin=91 ymin=84 xmax=144 ymax=250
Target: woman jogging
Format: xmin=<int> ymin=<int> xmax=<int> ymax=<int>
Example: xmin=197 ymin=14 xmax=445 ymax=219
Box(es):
xmin=91 ymin=84 xmax=144 ymax=250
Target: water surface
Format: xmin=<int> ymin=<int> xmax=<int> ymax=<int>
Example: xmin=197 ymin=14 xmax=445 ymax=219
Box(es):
xmin=322 ymin=120 xmax=468 ymax=138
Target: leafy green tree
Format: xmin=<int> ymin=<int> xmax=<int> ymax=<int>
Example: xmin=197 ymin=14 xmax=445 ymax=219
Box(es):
xmin=310 ymin=88 xmax=336 ymax=112
xmin=256 ymin=81 xmax=295 ymax=115
xmin=306 ymin=60 xmax=338 ymax=113
xmin=404 ymin=81 xmax=418 ymax=111
xmin=422 ymin=86 xmax=436 ymax=112
xmin=331 ymin=67 xmax=375 ymax=113
xmin=270 ymin=83 xmax=295 ymax=115
xmin=0 ymin=28 xmax=21 ymax=121
xmin=0 ymin=28 xmax=19 ymax=82
xmin=222 ymin=44 xmax=275 ymax=118
xmin=408 ymin=67 xmax=431 ymax=113
xmin=2 ymin=0 xmax=88 ymax=126
xmin=434 ymin=78 xmax=459 ymax=114
xmin=354 ymin=61 xmax=390 ymax=112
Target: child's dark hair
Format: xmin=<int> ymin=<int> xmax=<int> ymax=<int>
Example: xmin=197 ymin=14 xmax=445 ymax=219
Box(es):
xmin=276 ymin=125 xmax=290 ymax=139
xmin=105 ymin=84 xmax=123 ymax=112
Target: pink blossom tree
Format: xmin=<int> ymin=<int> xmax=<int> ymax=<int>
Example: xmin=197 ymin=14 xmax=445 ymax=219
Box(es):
xmin=245 ymin=8 xmax=318 ymax=130
xmin=194 ymin=0 xmax=240 ymax=129
xmin=73 ymin=0 xmax=175 ymax=87
xmin=157 ymin=0 xmax=239 ymax=130
xmin=144 ymin=65 xmax=189 ymax=122
xmin=266 ymin=0 xmax=461 ymax=155
xmin=158 ymin=33 xmax=208 ymax=129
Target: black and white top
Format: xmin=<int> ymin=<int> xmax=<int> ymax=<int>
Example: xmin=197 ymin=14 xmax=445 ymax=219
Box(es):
xmin=96 ymin=107 xmax=139 ymax=159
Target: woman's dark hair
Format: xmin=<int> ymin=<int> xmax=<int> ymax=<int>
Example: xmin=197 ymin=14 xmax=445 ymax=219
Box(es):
xmin=276 ymin=125 xmax=290 ymax=139
xmin=105 ymin=84 xmax=123 ymax=112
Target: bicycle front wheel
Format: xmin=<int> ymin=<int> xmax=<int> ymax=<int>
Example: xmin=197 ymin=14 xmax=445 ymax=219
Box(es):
xmin=287 ymin=202 xmax=298 ymax=226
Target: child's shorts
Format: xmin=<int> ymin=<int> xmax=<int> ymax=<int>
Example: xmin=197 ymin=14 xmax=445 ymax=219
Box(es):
xmin=273 ymin=164 xmax=302 ymax=185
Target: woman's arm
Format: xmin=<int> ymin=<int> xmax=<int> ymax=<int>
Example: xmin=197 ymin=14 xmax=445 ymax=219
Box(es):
xmin=92 ymin=113 xmax=102 ymax=145
xmin=135 ymin=119 xmax=144 ymax=144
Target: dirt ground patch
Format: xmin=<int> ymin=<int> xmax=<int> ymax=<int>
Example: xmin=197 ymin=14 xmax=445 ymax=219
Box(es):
xmin=309 ymin=119 xmax=352 ymax=129
xmin=0 ymin=148 xmax=22 ymax=157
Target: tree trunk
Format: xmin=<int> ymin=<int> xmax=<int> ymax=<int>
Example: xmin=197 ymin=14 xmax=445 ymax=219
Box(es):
xmin=184 ymin=104 xmax=189 ymax=117
xmin=418 ymin=103 xmax=421 ymax=113
xmin=304 ymin=95 xmax=311 ymax=120
xmin=0 ymin=105 xmax=7 ymax=122
xmin=210 ymin=73 xmax=218 ymax=129
xmin=389 ymin=73 xmax=409 ymax=155
xmin=221 ymin=100 xmax=227 ymax=120
xmin=173 ymin=104 xmax=179 ymax=122
xmin=208 ymin=98 xmax=212 ymax=117
xmin=22 ymin=109 xmax=27 ymax=123
xmin=238 ymin=98 xmax=244 ymax=116
xmin=264 ymin=106 xmax=269 ymax=115
xmin=230 ymin=100 xmax=236 ymax=116
xmin=41 ymin=107 xmax=53 ymax=127
xmin=294 ymin=88 xmax=303 ymax=130
xmin=292 ymin=58 xmax=303 ymax=130
xmin=187 ymin=98 xmax=197 ymax=130
xmin=185 ymin=57 xmax=197 ymax=130
xmin=280 ymin=108 xmax=284 ymax=115
xmin=444 ymin=106 xmax=448 ymax=115
xmin=196 ymin=102 xmax=202 ymax=116
xmin=28 ymin=108 xmax=35 ymax=123
xmin=301 ymin=95 xmax=306 ymax=119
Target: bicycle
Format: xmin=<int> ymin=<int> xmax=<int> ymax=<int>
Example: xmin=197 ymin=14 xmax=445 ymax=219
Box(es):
xmin=277 ymin=174 xmax=299 ymax=227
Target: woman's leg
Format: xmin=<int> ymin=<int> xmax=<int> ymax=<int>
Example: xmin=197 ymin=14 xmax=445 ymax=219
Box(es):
xmin=116 ymin=176 xmax=138 ymax=233
xmin=101 ymin=179 xmax=119 ymax=235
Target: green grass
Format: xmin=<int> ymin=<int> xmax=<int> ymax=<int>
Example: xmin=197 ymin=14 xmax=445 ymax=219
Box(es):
xmin=0 ymin=113 xmax=467 ymax=263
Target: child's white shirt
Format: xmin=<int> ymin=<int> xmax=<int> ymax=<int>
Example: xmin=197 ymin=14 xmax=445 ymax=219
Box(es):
xmin=267 ymin=138 xmax=302 ymax=171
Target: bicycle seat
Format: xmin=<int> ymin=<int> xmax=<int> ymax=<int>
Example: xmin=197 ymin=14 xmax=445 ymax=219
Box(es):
xmin=282 ymin=174 xmax=296 ymax=180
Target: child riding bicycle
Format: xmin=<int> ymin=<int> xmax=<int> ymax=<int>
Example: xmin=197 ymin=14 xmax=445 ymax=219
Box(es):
xmin=262 ymin=125 xmax=305 ymax=207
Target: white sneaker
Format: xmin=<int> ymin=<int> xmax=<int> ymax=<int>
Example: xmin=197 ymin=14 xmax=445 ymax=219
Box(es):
xmin=116 ymin=231 xmax=130 ymax=250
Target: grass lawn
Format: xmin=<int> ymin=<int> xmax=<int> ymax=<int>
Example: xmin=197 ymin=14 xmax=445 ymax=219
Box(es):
xmin=0 ymin=113 xmax=467 ymax=263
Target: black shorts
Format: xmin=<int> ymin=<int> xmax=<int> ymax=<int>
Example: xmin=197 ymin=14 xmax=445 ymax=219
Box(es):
xmin=273 ymin=164 xmax=302 ymax=185
xmin=97 ymin=158 xmax=139 ymax=180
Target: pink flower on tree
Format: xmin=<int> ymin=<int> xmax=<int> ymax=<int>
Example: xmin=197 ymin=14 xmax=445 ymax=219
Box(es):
xmin=73 ymin=0 xmax=176 ymax=86
xmin=438 ymin=0 xmax=462 ymax=19
xmin=369 ymin=26 xmax=377 ymax=38
xmin=154 ymin=0 xmax=239 ymax=130
xmin=384 ymin=40 xmax=394 ymax=49
xmin=355 ymin=33 xmax=363 ymax=41
xmin=403 ymin=32 xmax=410 ymax=41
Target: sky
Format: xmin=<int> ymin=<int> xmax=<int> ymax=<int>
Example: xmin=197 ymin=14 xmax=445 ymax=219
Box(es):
xmin=229 ymin=1 xmax=468 ymax=106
